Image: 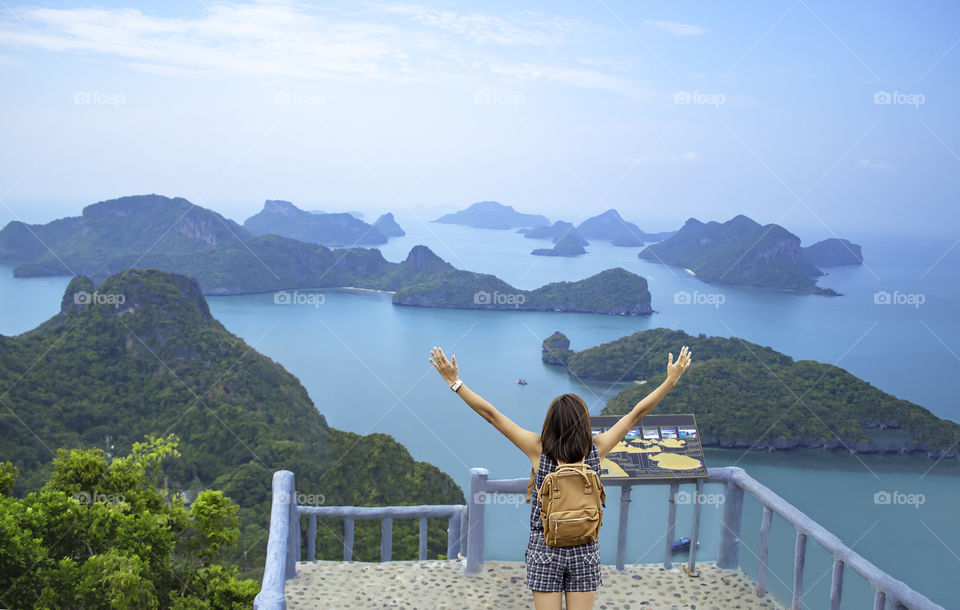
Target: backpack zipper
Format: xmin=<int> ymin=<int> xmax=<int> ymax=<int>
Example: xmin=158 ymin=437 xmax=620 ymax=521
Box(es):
xmin=550 ymin=516 xmax=593 ymax=524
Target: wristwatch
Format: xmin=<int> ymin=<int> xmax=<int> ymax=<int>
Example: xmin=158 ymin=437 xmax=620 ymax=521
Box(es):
xmin=450 ymin=379 xmax=463 ymax=392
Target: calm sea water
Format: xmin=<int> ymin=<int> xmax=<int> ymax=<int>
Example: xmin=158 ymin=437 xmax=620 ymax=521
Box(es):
xmin=1 ymin=220 xmax=958 ymax=608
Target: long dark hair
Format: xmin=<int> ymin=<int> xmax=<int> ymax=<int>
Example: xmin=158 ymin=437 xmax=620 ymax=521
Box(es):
xmin=540 ymin=393 xmax=592 ymax=464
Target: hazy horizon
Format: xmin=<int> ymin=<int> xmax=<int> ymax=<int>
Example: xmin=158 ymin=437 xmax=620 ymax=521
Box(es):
xmin=1 ymin=0 xmax=958 ymax=240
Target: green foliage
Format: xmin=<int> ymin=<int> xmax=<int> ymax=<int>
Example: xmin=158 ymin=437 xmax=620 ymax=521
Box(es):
xmin=0 ymin=461 xmax=16 ymax=495
xmin=0 ymin=269 xmax=465 ymax=574
xmin=570 ymin=328 xmax=959 ymax=452
xmin=0 ymin=435 xmax=257 ymax=609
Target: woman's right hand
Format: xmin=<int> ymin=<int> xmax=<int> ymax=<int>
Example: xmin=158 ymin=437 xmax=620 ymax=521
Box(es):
xmin=429 ymin=346 xmax=459 ymax=385
xmin=666 ymin=345 xmax=692 ymax=383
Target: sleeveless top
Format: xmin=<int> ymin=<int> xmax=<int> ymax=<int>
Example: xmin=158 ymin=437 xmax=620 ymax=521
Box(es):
xmin=529 ymin=442 xmax=602 ymax=532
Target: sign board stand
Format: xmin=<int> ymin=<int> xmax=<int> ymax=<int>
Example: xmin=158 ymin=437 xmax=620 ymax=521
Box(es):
xmin=591 ymin=414 xmax=707 ymax=577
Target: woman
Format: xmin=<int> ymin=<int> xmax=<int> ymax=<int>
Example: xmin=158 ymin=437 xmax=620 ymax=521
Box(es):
xmin=429 ymin=344 xmax=692 ymax=610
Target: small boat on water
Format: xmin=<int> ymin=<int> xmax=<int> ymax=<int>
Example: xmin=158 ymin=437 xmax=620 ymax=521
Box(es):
xmin=671 ymin=537 xmax=692 ymax=553
xmin=516 ymin=378 xmax=528 ymax=385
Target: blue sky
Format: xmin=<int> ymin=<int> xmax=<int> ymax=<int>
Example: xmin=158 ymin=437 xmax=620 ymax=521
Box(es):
xmin=0 ymin=0 xmax=957 ymax=239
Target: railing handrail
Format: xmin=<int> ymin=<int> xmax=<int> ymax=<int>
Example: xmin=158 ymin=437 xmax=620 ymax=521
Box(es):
xmin=297 ymin=504 xmax=464 ymax=517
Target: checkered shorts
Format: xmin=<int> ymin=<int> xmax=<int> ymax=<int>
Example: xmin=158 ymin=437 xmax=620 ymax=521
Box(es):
xmin=524 ymin=530 xmax=602 ymax=593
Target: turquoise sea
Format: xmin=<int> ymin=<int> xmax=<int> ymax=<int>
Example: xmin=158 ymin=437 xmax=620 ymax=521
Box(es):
xmin=1 ymin=219 xmax=958 ymax=608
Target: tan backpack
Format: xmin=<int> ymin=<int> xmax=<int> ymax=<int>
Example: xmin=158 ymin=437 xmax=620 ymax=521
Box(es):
xmin=526 ymin=460 xmax=607 ymax=547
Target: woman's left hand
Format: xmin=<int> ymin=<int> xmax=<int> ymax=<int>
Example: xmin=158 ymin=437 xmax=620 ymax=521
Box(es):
xmin=429 ymin=346 xmax=459 ymax=385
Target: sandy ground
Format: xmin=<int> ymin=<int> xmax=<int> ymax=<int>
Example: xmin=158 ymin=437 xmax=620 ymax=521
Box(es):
xmin=285 ymin=560 xmax=786 ymax=609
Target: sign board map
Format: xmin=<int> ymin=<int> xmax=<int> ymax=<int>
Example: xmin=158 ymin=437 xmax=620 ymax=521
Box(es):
xmin=591 ymin=414 xmax=707 ymax=481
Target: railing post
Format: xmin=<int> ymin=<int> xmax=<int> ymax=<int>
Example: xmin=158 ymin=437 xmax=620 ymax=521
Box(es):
xmin=253 ymin=470 xmax=295 ymax=610
xmin=616 ymin=485 xmax=631 ymax=571
xmin=447 ymin=511 xmax=460 ymax=559
xmin=381 ymin=517 xmax=393 ymax=562
xmin=793 ymin=532 xmax=807 ymax=609
xmin=716 ymin=477 xmax=744 ymax=570
xmin=286 ymin=476 xmax=299 ymax=576
xmin=664 ymin=482 xmax=679 ymax=569
xmin=757 ymin=506 xmax=773 ymax=597
xmin=419 ymin=516 xmax=428 ymax=560
xmin=343 ymin=518 xmax=354 ymax=561
xmin=466 ymin=468 xmax=488 ymax=574
xmin=307 ymin=514 xmax=317 ymax=561
xmin=830 ymin=559 xmax=845 ymax=609
xmin=686 ymin=478 xmax=704 ymax=576
xmin=459 ymin=505 xmax=468 ymax=560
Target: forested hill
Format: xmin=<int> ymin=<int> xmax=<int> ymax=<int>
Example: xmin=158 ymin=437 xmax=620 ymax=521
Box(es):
xmin=0 ymin=269 xmax=464 ymax=564
xmin=542 ymin=328 xmax=960 ymax=457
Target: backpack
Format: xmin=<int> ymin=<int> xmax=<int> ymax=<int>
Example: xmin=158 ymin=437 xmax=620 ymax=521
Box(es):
xmin=525 ymin=459 xmax=607 ymax=547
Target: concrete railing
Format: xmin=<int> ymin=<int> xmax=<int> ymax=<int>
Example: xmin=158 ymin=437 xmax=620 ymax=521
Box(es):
xmin=465 ymin=466 xmax=943 ymax=610
xmin=253 ymin=470 xmax=466 ymax=610
xmin=256 ymin=466 xmax=943 ymax=610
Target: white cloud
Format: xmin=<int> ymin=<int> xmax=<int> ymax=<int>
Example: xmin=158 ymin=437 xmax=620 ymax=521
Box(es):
xmin=0 ymin=2 xmax=429 ymax=81
xmin=644 ymin=20 xmax=707 ymax=36
xmin=0 ymin=1 xmax=652 ymax=101
xmin=855 ymin=158 xmax=890 ymax=171
xmin=490 ymin=63 xmax=660 ymax=101
xmin=629 ymin=151 xmax=698 ymax=163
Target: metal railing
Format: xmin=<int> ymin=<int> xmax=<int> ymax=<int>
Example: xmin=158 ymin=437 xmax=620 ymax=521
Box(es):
xmin=255 ymin=466 xmax=944 ymax=610
xmin=253 ymin=471 xmax=466 ymax=610
xmin=465 ymin=466 xmax=943 ymax=610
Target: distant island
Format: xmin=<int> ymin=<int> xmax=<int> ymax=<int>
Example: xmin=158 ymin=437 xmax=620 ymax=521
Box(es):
xmin=390 ymin=249 xmax=652 ymax=315
xmin=243 ymin=199 xmax=390 ymax=246
xmin=637 ymin=215 xmax=861 ymax=295
xmin=803 ymin=238 xmax=863 ymax=266
xmin=531 ymin=231 xmax=587 ymax=257
xmin=373 ymin=212 xmax=406 ymax=237
xmin=577 ymin=209 xmax=675 ymax=245
xmin=0 ymin=269 xmax=465 ymax=565
xmin=519 ymin=220 xmax=589 ymax=246
xmin=0 ymin=194 xmax=653 ymax=315
xmin=541 ymin=328 xmax=959 ymax=457
xmin=432 ymin=201 xmax=549 ymax=229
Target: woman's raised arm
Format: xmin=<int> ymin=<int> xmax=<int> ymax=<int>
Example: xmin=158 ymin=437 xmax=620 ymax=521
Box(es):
xmin=593 ymin=346 xmax=692 ymax=460
xmin=429 ymin=346 xmax=540 ymax=465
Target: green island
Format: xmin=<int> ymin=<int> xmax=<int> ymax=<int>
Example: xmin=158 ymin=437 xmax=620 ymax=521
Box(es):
xmin=0 ymin=270 xmax=465 ymax=579
xmin=576 ymin=209 xmax=674 ymax=245
xmin=531 ymin=231 xmax=588 ymax=257
xmin=637 ymin=215 xmax=861 ymax=295
xmin=542 ymin=328 xmax=960 ymax=457
xmin=243 ymin=199 xmax=393 ymax=247
xmin=431 ymin=200 xmax=549 ymax=229
xmin=0 ymin=194 xmax=652 ymax=316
